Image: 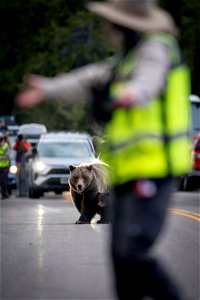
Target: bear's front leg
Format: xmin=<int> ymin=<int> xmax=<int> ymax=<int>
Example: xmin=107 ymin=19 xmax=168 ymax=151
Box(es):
xmin=97 ymin=206 xmax=111 ymax=224
xmin=76 ymin=206 xmax=96 ymax=224
xmin=75 ymin=217 xmax=91 ymax=224
xmin=71 ymin=190 xmax=83 ymax=213
xmin=75 ymin=193 xmax=98 ymax=224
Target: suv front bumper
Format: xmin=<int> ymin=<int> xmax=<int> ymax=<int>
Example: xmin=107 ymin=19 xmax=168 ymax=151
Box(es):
xmin=32 ymin=172 xmax=70 ymax=192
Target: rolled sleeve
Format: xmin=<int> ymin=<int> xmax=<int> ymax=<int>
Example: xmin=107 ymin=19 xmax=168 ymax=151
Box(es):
xmin=41 ymin=61 xmax=112 ymax=103
xmin=127 ymin=39 xmax=171 ymax=105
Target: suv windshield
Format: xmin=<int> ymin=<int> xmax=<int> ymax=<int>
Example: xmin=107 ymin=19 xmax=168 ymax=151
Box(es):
xmin=37 ymin=142 xmax=92 ymax=158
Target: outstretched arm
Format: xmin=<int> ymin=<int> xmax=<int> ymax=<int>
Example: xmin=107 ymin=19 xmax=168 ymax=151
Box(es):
xmin=15 ymin=60 xmax=112 ymax=108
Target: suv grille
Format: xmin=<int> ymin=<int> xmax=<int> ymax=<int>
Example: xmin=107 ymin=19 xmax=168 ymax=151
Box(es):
xmin=48 ymin=168 xmax=69 ymax=175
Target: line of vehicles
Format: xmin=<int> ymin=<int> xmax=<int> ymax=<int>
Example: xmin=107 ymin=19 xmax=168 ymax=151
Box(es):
xmin=5 ymin=122 xmax=48 ymax=193
xmin=28 ymin=131 xmax=96 ymax=198
xmin=177 ymin=95 xmax=200 ymax=191
xmin=0 ymin=119 xmax=96 ymax=198
xmin=1 ymin=94 xmax=200 ymax=197
xmin=178 ymin=133 xmax=200 ymax=191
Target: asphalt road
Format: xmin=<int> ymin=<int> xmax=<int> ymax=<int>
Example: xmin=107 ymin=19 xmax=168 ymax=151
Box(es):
xmin=1 ymin=191 xmax=199 ymax=300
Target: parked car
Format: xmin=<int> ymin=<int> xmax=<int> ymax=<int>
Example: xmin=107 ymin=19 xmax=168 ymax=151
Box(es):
xmin=18 ymin=123 xmax=47 ymax=147
xmin=28 ymin=132 xmax=96 ymax=198
xmin=0 ymin=115 xmax=17 ymax=127
xmin=178 ymin=134 xmax=200 ymax=191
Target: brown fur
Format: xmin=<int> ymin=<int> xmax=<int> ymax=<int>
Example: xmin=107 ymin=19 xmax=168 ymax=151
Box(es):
xmin=69 ymin=161 xmax=110 ymax=224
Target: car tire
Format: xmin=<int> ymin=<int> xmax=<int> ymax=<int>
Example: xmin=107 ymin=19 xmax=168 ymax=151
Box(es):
xmin=176 ymin=177 xmax=185 ymax=191
xmin=184 ymin=177 xmax=195 ymax=191
xmin=29 ymin=187 xmax=41 ymax=199
xmin=55 ymin=191 xmax=62 ymax=195
xmin=7 ymin=185 xmax=12 ymax=195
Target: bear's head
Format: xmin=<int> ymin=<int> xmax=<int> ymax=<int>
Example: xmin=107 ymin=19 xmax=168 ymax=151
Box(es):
xmin=69 ymin=164 xmax=95 ymax=193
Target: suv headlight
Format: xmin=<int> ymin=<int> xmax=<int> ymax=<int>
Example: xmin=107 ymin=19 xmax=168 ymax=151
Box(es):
xmin=33 ymin=160 xmax=49 ymax=174
xmin=9 ymin=164 xmax=17 ymax=174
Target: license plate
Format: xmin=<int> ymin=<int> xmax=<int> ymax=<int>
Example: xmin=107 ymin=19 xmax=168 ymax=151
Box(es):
xmin=60 ymin=178 xmax=68 ymax=184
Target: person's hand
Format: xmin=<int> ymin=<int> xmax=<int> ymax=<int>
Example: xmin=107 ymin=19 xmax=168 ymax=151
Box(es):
xmin=15 ymin=74 xmax=45 ymax=108
xmin=111 ymin=87 xmax=136 ymax=109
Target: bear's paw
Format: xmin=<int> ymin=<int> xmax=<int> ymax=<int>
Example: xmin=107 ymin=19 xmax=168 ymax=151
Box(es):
xmin=75 ymin=220 xmax=91 ymax=224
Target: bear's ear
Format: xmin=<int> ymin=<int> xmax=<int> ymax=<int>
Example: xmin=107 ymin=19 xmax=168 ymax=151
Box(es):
xmin=69 ymin=165 xmax=76 ymax=172
xmin=86 ymin=165 xmax=93 ymax=171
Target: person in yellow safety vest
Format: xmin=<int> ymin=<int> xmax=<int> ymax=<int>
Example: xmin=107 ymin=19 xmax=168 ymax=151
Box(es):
xmin=0 ymin=133 xmax=10 ymax=199
xmin=15 ymin=1 xmax=191 ymax=299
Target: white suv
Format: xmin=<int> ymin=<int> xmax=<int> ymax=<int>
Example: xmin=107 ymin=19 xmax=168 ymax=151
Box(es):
xmin=28 ymin=132 xmax=96 ymax=198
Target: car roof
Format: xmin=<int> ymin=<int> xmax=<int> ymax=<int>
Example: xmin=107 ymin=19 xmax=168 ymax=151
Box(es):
xmin=18 ymin=123 xmax=47 ymax=135
xmin=39 ymin=131 xmax=93 ymax=143
xmin=189 ymin=94 xmax=200 ymax=103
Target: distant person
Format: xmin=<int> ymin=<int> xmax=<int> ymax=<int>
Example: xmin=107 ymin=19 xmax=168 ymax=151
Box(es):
xmin=3 ymin=133 xmax=12 ymax=195
xmin=0 ymin=133 xmax=10 ymax=199
xmin=13 ymin=134 xmax=32 ymax=197
xmin=15 ymin=0 xmax=191 ymax=299
xmin=4 ymin=132 xmax=11 ymax=149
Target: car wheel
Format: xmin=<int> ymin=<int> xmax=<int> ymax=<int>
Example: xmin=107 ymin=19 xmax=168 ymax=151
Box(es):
xmin=176 ymin=177 xmax=185 ymax=191
xmin=29 ymin=187 xmax=41 ymax=199
xmin=184 ymin=177 xmax=195 ymax=191
xmin=7 ymin=185 xmax=12 ymax=195
xmin=55 ymin=191 xmax=62 ymax=195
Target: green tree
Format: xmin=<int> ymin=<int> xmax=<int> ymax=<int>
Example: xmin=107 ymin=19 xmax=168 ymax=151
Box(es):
xmin=0 ymin=0 xmax=199 ymax=132
xmin=160 ymin=0 xmax=200 ymax=95
xmin=0 ymin=0 xmax=113 ymax=134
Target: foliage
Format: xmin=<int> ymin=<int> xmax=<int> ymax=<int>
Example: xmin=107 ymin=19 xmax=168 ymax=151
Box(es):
xmin=0 ymin=0 xmax=199 ymax=133
xmin=160 ymin=0 xmax=200 ymax=95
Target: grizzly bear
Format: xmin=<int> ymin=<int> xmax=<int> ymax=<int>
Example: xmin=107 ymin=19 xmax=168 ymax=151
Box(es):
xmin=68 ymin=161 xmax=110 ymax=224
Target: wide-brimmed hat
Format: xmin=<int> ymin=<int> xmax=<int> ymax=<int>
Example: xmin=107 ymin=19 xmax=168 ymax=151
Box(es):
xmin=87 ymin=0 xmax=178 ymax=36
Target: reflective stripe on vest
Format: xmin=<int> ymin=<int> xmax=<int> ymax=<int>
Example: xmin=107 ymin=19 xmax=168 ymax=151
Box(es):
xmin=100 ymin=33 xmax=191 ymax=185
xmin=0 ymin=142 xmax=9 ymax=167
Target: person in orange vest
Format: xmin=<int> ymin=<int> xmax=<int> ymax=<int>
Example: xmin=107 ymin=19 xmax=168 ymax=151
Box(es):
xmin=13 ymin=134 xmax=32 ymax=197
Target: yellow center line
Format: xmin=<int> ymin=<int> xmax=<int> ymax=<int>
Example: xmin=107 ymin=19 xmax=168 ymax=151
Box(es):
xmin=170 ymin=208 xmax=200 ymax=217
xmin=170 ymin=208 xmax=200 ymax=222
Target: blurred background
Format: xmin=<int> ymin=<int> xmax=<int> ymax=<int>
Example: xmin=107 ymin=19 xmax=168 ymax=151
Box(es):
xmin=0 ymin=0 xmax=199 ymax=133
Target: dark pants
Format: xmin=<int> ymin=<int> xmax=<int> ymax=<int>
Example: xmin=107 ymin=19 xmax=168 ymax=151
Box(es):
xmin=16 ymin=162 xmax=29 ymax=197
xmin=111 ymin=177 xmax=182 ymax=300
xmin=0 ymin=167 xmax=9 ymax=198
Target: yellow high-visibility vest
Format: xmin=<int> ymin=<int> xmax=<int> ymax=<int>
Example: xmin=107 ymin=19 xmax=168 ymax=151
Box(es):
xmin=0 ymin=142 xmax=9 ymax=168
xmin=100 ymin=33 xmax=192 ymax=185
